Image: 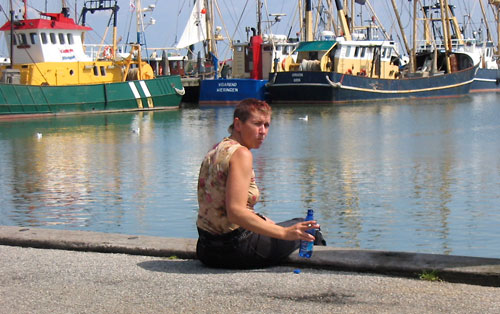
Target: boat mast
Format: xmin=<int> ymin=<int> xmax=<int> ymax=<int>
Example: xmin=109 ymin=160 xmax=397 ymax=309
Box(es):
xmin=439 ymin=0 xmax=452 ymax=73
xmin=298 ymin=0 xmax=303 ymax=41
xmin=8 ymin=0 xmax=14 ymax=68
xmin=350 ymin=0 xmax=354 ymax=33
xmin=203 ymin=0 xmax=218 ymax=59
xmin=491 ymin=0 xmax=500 ymax=55
xmin=325 ymin=0 xmax=338 ymax=35
xmin=23 ymin=0 xmax=28 ymax=20
xmin=412 ymin=0 xmax=417 ymax=73
xmin=313 ymin=0 xmax=322 ymax=39
xmin=257 ymin=0 xmax=262 ymax=35
xmin=136 ymin=0 xmax=142 ymax=45
xmin=334 ymin=0 xmax=352 ymax=40
xmin=391 ymin=0 xmax=411 ymax=58
xmin=305 ymin=0 xmax=313 ymax=41
xmin=479 ymin=0 xmax=494 ymax=43
xmin=446 ymin=4 xmax=464 ymax=44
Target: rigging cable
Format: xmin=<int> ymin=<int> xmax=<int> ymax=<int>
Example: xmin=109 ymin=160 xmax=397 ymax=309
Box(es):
xmin=229 ymin=0 xmax=250 ymax=42
xmin=213 ymin=0 xmax=233 ymax=62
xmin=172 ymin=0 xmax=189 ymax=46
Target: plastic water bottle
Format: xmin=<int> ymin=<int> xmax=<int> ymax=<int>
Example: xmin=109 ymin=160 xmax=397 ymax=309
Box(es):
xmin=299 ymin=209 xmax=315 ymax=258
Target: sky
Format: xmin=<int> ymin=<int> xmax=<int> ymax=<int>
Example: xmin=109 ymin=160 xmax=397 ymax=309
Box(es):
xmin=0 ymin=1 xmax=497 ymax=58
xmin=0 ymin=0 xmax=301 ymax=56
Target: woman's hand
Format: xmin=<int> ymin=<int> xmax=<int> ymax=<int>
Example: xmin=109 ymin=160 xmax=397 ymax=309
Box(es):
xmin=282 ymin=220 xmax=319 ymax=241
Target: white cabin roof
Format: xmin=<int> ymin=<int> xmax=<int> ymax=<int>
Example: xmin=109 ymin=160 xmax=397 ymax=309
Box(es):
xmin=0 ymin=12 xmax=92 ymax=64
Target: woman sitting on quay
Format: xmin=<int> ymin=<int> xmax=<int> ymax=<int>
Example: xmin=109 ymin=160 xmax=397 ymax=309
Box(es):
xmin=196 ymin=98 xmax=325 ymax=269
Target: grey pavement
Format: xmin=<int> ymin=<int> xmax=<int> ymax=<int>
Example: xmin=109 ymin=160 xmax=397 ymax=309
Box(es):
xmin=1 ymin=226 xmax=500 ymax=313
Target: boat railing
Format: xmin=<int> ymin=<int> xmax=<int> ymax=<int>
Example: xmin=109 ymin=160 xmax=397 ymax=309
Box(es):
xmin=83 ymin=44 xmax=186 ymax=61
xmin=83 ymin=44 xmax=218 ymax=78
xmin=416 ymin=38 xmax=494 ymax=53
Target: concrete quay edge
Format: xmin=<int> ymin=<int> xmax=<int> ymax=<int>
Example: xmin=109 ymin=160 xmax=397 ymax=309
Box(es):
xmin=1 ymin=225 xmax=499 ymax=287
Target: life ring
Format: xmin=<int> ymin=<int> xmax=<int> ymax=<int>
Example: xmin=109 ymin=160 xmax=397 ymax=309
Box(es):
xmin=345 ymin=68 xmax=352 ymax=75
xmin=174 ymin=86 xmax=185 ymax=96
xmin=103 ymin=46 xmax=113 ymax=59
xmin=359 ymin=69 xmax=366 ymax=76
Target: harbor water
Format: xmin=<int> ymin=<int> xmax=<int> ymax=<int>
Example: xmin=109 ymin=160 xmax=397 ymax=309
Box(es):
xmin=0 ymin=94 xmax=499 ymax=258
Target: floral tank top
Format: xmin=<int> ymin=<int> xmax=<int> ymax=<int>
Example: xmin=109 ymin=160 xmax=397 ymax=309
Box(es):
xmin=197 ymin=138 xmax=259 ymax=235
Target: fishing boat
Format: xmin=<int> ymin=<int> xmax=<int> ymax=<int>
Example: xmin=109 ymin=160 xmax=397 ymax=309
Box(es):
xmin=267 ymin=0 xmax=477 ymax=104
xmin=175 ymin=0 xmax=297 ymax=105
xmin=0 ymin=0 xmax=184 ymax=119
xmin=198 ymin=32 xmax=297 ymax=105
xmin=417 ymin=1 xmax=500 ymax=93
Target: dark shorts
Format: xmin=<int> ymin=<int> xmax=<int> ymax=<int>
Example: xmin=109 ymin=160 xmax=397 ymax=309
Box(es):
xmin=196 ymin=218 xmax=303 ymax=269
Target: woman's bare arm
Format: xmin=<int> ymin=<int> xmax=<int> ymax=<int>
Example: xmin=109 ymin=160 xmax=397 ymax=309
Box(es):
xmin=225 ymin=147 xmax=316 ymax=241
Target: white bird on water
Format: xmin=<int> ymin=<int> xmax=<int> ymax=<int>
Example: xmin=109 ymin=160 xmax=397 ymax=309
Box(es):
xmin=132 ymin=128 xmax=140 ymax=134
xmin=298 ymin=115 xmax=308 ymax=121
xmin=36 ymin=132 xmax=42 ymax=139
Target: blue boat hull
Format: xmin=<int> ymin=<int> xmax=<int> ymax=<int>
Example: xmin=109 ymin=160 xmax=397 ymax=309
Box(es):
xmin=199 ymin=78 xmax=268 ymax=105
xmin=268 ymin=66 xmax=478 ymax=104
xmin=470 ymin=68 xmax=500 ymax=92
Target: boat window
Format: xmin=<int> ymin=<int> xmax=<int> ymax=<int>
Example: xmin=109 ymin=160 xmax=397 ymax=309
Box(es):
xmin=263 ymin=46 xmax=272 ymax=51
xmin=41 ymin=33 xmax=47 ymax=44
xmin=367 ymin=47 xmax=373 ymax=58
xmin=30 ymin=33 xmax=37 ymax=45
xmin=345 ymin=46 xmax=351 ymax=57
xmin=245 ymin=46 xmax=251 ymax=72
xmin=50 ymin=33 xmax=57 ymax=44
xmin=93 ymin=66 xmax=99 ymax=76
xmin=354 ymin=46 xmax=360 ymax=57
xmin=67 ymin=33 xmax=74 ymax=45
xmin=381 ymin=48 xmax=387 ymax=59
xmin=100 ymin=66 xmax=106 ymax=76
xmin=360 ymin=47 xmax=366 ymax=58
xmin=58 ymin=33 xmax=65 ymax=45
xmin=19 ymin=33 xmax=27 ymax=45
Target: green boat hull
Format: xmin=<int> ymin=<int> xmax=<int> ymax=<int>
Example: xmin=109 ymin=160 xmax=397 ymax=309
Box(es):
xmin=0 ymin=75 xmax=183 ymax=118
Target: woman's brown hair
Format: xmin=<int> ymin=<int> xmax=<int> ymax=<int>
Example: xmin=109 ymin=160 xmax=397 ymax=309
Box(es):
xmin=228 ymin=98 xmax=272 ymax=133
